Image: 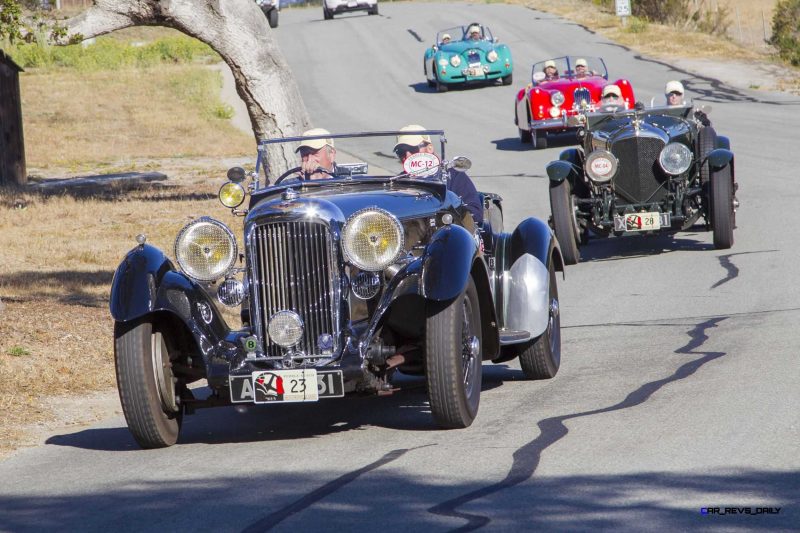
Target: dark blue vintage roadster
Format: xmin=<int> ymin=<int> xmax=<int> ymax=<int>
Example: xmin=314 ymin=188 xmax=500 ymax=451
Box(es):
xmin=110 ymin=131 xmax=563 ymax=448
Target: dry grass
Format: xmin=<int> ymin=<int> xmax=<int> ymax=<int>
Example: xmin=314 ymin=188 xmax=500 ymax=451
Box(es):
xmin=515 ymin=0 xmax=770 ymax=61
xmin=21 ymin=65 xmax=253 ymax=175
xmin=0 ymin=174 xmax=245 ymax=457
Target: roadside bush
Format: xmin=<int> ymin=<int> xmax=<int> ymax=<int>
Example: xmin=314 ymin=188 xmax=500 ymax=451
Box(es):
xmin=6 ymin=34 xmax=217 ymax=71
xmin=771 ymin=0 xmax=800 ymax=66
xmin=586 ymin=0 xmax=729 ymax=36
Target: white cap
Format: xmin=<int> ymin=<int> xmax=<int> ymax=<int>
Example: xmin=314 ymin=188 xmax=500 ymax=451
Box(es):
xmin=575 ymin=58 xmax=588 ymax=67
xmin=467 ymin=25 xmax=481 ymax=35
xmin=441 ymin=33 xmax=451 ymax=41
xmin=602 ymin=84 xmax=622 ymax=98
xmin=665 ymin=80 xmax=684 ymax=95
xmin=544 ymin=60 xmax=556 ymax=69
xmin=394 ymin=124 xmax=432 ymax=150
xmin=295 ymin=128 xmax=334 ymax=152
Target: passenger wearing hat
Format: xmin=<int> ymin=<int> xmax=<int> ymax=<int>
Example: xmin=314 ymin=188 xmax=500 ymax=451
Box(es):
xmin=467 ymin=24 xmax=482 ymax=40
xmin=440 ymin=33 xmax=452 ymax=45
xmin=295 ymin=127 xmax=337 ymax=180
xmin=574 ymin=58 xmax=590 ymax=79
xmin=393 ymin=125 xmax=483 ymax=226
xmin=599 ymin=84 xmax=624 ymax=111
xmin=543 ymin=60 xmax=559 ymax=81
xmin=665 ymin=80 xmax=685 ymax=106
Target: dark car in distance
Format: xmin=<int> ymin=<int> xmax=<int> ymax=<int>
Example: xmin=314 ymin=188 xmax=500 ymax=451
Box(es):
xmin=110 ymin=130 xmax=565 ymax=448
xmin=545 ymin=103 xmax=738 ymax=264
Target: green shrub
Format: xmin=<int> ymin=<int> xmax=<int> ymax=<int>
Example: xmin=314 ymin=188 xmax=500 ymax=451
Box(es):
xmin=625 ymin=16 xmax=649 ymax=34
xmin=5 ymin=34 xmax=218 ymax=71
xmin=7 ymin=346 xmax=30 ymax=357
xmin=771 ymin=0 xmax=800 ymax=66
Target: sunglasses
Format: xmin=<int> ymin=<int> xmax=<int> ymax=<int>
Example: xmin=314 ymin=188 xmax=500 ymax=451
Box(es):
xmin=298 ymin=146 xmax=324 ymax=157
xmin=668 ymin=91 xmax=683 ymax=97
xmin=406 ymin=141 xmax=432 ymax=155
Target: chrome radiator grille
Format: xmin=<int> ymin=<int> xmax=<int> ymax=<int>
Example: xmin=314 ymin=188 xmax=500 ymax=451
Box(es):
xmin=252 ymin=221 xmax=336 ymax=358
xmin=573 ymin=87 xmax=591 ymax=107
xmin=611 ymin=136 xmax=667 ymax=203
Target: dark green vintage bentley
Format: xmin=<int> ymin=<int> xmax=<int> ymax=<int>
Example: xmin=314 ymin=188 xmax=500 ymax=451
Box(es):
xmin=545 ymin=103 xmax=738 ymax=264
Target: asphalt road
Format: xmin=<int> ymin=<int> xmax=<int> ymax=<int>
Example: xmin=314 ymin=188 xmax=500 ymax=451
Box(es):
xmin=1 ymin=3 xmax=798 ymax=531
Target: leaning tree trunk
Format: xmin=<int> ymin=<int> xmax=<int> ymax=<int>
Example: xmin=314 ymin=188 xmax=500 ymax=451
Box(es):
xmin=60 ymin=0 xmax=310 ymax=180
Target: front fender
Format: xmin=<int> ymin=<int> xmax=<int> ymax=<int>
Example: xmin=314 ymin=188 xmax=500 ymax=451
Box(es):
xmin=706 ymin=148 xmax=733 ymax=171
xmin=546 ymin=159 xmax=579 ymax=185
xmin=421 ymin=224 xmax=477 ymax=301
xmin=110 ymin=243 xmax=230 ymax=344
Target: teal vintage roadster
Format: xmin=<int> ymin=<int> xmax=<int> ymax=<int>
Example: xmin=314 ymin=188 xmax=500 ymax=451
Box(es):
xmin=423 ymin=23 xmax=513 ymax=92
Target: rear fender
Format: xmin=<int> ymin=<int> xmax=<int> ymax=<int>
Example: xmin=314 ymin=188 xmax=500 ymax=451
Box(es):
xmin=501 ymin=218 xmax=562 ymax=338
xmin=421 ymin=224 xmax=477 ymax=301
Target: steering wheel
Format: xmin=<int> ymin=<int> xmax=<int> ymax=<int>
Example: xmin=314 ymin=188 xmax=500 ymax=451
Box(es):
xmin=274 ymin=166 xmax=336 ymax=186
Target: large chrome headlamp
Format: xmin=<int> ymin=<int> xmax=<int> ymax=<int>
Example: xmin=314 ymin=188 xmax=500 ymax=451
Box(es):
xmin=342 ymin=208 xmax=404 ymax=272
xmin=487 ymin=50 xmax=498 ymax=63
xmin=550 ymin=91 xmax=565 ymax=107
xmin=585 ymin=150 xmax=618 ymax=183
xmin=174 ymin=217 xmax=237 ymax=282
xmin=449 ymin=55 xmax=462 ymax=67
xmin=659 ymin=142 xmax=693 ymax=175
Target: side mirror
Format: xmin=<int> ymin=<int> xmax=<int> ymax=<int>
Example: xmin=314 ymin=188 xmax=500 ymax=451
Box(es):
xmin=634 ymin=101 xmax=645 ymax=111
xmin=451 ymin=156 xmax=472 ymax=171
xmin=432 ymin=45 xmax=437 ymax=52
xmin=227 ymin=166 xmax=246 ymax=183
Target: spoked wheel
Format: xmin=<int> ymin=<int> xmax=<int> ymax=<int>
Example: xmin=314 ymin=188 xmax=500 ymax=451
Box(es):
xmin=710 ymin=164 xmax=735 ymax=249
xmin=425 ymin=277 xmax=482 ymax=428
xmin=115 ymin=318 xmax=184 ymax=449
xmin=517 ymin=260 xmax=561 ymax=379
xmin=549 ymin=180 xmax=580 ymax=265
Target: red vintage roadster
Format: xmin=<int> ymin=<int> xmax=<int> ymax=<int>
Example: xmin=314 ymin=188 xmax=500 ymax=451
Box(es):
xmin=514 ymin=56 xmax=635 ymax=149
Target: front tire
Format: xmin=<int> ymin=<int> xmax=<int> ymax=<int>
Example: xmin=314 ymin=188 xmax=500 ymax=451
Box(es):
xmin=549 ymin=180 xmax=580 ymax=265
xmin=323 ymin=8 xmax=333 ymax=20
xmin=368 ymin=5 xmax=378 ymax=15
xmin=267 ymin=8 xmax=278 ymax=28
xmin=502 ymin=73 xmax=513 ymax=85
xmin=697 ymin=126 xmax=717 ymax=187
xmin=532 ymin=129 xmax=548 ymax=149
xmin=710 ymin=164 xmax=735 ymax=249
xmin=425 ymin=277 xmax=482 ymax=428
xmin=115 ymin=319 xmax=183 ymax=449
xmin=435 ymin=72 xmax=449 ymax=93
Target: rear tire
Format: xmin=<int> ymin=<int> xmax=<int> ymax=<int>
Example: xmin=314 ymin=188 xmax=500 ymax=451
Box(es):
xmin=115 ymin=319 xmax=183 ymax=449
xmin=267 ymin=8 xmax=278 ymax=28
xmin=549 ymin=180 xmax=580 ymax=265
xmin=516 ymin=261 xmax=561 ymax=379
xmin=368 ymin=5 xmax=378 ymax=15
xmin=323 ymin=8 xmax=333 ymax=20
xmin=711 ymin=164 xmax=735 ymax=249
xmin=425 ymin=278 xmax=482 ymax=429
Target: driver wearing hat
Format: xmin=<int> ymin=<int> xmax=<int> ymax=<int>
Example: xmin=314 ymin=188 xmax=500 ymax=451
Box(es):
xmin=467 ymin=24 xmax=482 ymax=40
xmin=295 ymin=127 xmax=337 ymax=179
xmin=599 ymin=84 xmax=624 ymax=111
xmin=574 ymin=58 xmax=590 ymax=78
xmin=543 ymin=59 xmax=559 ymax=81
xmin=393 ymin=125 xmax=483 ymax=226
xmin=665 ymin=80 xmax=685 ymax=106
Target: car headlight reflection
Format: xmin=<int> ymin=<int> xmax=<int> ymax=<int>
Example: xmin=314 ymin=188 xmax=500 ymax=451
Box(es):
xmin=450 ymin=55 xmax=461 ymax=67
xmin=487 ymin=50 xmax=498 ymax=62
xmin=659 ymin=142 xmax=693 ymax=175
xmin=342 ymin=208 xmax=404 ymax=272
xmin=585 ymin=150 xmax=618 ymax=183
xmin=550 ymin=91 xmax=565 ymax=107
xmin=174 ymin=217 xmax=237 ymax=281
xmin=219 ymin=182 xmax=245 ymax=208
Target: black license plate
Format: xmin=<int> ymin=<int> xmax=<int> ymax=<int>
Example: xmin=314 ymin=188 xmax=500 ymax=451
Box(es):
xmin=229 ymin=370 xmax=344 ymax=403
